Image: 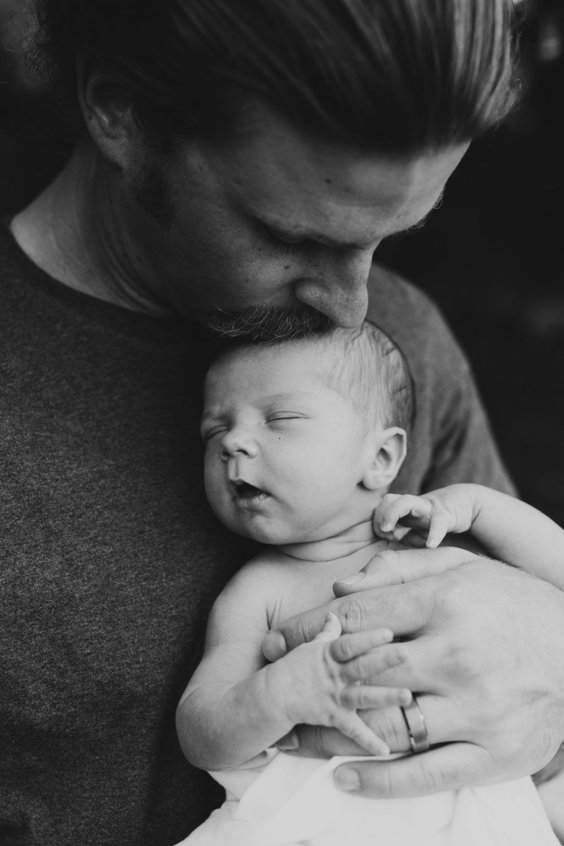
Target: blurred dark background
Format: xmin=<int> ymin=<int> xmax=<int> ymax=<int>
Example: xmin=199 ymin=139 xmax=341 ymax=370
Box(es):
xmin=1 ymin=0 xmax=563 ymax=523
xmin=379 ymin=0 xmax=564 ymax=525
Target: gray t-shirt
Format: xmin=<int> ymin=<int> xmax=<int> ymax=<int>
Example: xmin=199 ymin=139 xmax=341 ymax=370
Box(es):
xmin=0 ymin=225 xmax=512 ymax=846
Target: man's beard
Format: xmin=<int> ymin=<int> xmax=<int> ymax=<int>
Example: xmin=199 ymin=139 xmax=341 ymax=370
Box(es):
xmin=205 ymin=304 xmax=334 ymax=342
xmin=129 ymin=156 xmax=334 ymax=341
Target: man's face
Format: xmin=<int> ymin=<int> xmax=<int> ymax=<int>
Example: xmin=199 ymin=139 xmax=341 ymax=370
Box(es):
xmin=202 ymin=343 xmax=378 ymax=545
xmin=118 ymin=104 xmax=468 ymax=336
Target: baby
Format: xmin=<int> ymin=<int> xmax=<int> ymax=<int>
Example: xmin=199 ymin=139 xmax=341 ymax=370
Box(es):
xmin=175 ymin=323 xmax=562 ymax=846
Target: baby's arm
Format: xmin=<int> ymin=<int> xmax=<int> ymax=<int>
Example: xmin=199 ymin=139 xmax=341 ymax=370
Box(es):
xmin=375 ymin=484 xmax=564 ymax=589
xmin=176 ymin=557 xmax=411 ymax=772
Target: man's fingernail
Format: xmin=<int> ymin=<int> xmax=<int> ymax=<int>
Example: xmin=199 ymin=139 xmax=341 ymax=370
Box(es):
xmin=277 ymin=730 xmax=299 ymax=752
xmin=336 ymin=572 xmax=363 ymax=586
xmin=262 ymin=631 xmax=288 ymax=661
xmin=334 ymin=767 xmax=361 ymax=792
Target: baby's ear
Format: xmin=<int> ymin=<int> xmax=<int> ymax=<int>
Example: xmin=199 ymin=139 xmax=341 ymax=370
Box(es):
xmin=361 ymin=427 xmax=407 ymax=491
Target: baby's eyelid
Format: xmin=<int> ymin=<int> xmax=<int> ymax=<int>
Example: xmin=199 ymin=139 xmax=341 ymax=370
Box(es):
xmin=201 ymin=424 xmax=226 ymax=441
xmin=267 ymin=412 xmax=306 ymax=421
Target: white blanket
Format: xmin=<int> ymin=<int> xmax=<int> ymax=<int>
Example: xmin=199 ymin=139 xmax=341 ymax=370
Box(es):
xmin=177 ymin=751 xmax=559 ymax=845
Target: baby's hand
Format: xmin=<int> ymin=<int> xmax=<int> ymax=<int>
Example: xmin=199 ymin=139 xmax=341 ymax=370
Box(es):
xmin=272 ymin=613 xmax=410 ymax=756
xmin=374 ymin=493 xmax=454 ymax=549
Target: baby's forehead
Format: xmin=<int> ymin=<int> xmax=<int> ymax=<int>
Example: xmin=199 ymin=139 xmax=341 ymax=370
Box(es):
xmin=204 ymin=342 xmax=342 ymax=401
xmin=211 ymin=340 xmax=332 ymax=375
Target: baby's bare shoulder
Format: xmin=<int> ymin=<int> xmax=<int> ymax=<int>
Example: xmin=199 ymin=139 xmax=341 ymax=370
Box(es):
xmin=214 ymin=548 xmax=299 ymax=627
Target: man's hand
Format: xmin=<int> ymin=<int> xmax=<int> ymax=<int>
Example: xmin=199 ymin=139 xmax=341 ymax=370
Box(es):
xmin=263 ymin=549 xmax=564 ymax=797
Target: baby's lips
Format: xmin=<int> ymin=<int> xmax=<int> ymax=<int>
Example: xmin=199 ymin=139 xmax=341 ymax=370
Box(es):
xmin=229 ymin=478 xmax=268 ymax=497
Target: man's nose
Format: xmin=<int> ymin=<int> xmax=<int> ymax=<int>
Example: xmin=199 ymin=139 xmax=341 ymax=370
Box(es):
xmin=220 ymin=428 xmax=257 ymax=461
xmin=293 ymin=248 xmax=374 ymax=327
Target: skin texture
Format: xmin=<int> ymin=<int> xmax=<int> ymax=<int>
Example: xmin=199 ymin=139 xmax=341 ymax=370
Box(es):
xmin=264 ymin=553 xmax=564 ymax=796
xmin=374 ymin=485 xmax=564 ymax=581
xmin=10 ymin=71 xmax=468 ymax=332
xmin=179 ymin=344 xmax=411 ymax=771
xmin=202 ymin=344 xmax=405 ymax=545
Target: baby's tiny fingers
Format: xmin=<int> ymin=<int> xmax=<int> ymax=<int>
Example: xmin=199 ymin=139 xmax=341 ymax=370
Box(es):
xmin=378 ymin=495 xmax=431 ymax=533
xmin=314 ymin=611 xmax=342 ymax=641
xmin=426 ymin=511 xmax=452 ymax=549
xmin=340 ymin=644 xmax=408 ymax=683
xmin=341 ymin=684 xmax=412 ymax=710
xmin=334 ymin=712 xmax=390 ymax=756
xmin=329 ymin=628 xmax=394 ymax=663
xmin=402 ymin=531 xmax=428 ymax=548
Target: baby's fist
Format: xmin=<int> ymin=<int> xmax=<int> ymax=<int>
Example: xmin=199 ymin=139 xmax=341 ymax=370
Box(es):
xmin=374 ymin=493 xmax=449 ymax=549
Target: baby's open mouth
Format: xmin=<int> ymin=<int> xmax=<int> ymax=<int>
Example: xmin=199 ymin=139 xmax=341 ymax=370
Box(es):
xmin=231 ymin=480 xmax=268 ymax=500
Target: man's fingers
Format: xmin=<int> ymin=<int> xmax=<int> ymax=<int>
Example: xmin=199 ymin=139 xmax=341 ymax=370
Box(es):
xmin=329 ymin=628 xmax=394 ymax=662
xmin=360 ymin=694 xmax=458 ymax=751
xmin=264 ymin=549 xmax=477 ymax=662
xmin=290 ymin=694 xmax=462 ymax=758
xmin=331 ymin=580 xmax=436 ymax=637
xmin=263 ymin=603 xmax=330 ymax=660
xmin=339 ymin=642 xmax=409 ymax=683
xmin=263 ymin=577 xmax=437 ymax=661
xmin=341 ymin=684 xmax=412 ymax=710
xmin=334 ymin=712 xmax=390 ymax=756
xmin=333 ymin=547 xmax=473 ymax=594
xmin=333 ymin=742 xmax=494 ymax=798
xmin=314 ymin=611 xmax=342 ymax=642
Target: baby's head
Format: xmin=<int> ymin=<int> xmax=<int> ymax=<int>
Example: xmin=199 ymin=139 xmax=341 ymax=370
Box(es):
xmin=202 ymin=323 xmax=413 ymax=545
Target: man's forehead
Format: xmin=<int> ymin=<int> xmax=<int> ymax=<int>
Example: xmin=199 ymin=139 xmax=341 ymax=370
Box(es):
xmin=208 ymin=111 xmax=468 ymax=245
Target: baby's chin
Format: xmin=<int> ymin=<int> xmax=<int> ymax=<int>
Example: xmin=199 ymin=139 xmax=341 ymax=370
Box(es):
xmin=235 ymin=524 xmax=303 ymax=546
xmin=223 ymin=516 xmax=313 ymax=547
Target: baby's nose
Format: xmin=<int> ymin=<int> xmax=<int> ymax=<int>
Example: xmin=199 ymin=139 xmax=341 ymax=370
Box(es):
xmin=220 ymin=429 xmax=257 ymax=460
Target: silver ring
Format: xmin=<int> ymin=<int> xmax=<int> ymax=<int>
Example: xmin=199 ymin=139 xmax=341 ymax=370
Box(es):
xmin=400 ymin=694 xmax=430 ymax=753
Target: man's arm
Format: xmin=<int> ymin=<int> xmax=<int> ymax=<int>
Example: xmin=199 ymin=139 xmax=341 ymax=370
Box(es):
xmin=263 ymin=554 xmax=564 ymax=796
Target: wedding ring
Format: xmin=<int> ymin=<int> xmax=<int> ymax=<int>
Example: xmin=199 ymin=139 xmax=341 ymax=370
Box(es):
xmin=400 ymin=694 xmax=430 ymax=753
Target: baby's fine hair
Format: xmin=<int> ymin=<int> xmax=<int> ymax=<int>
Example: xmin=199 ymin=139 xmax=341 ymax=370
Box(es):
xmin=217 ymin=322 xmax=414 ymax=432
xmin=296 ymin=323 xmax=414 ymax=432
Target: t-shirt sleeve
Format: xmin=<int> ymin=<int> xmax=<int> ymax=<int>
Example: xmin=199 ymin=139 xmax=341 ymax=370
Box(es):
xmin=366 ymin=264 xmax=515 ymax=496
xmin=416 ymin=322 xmax=515 ymax=495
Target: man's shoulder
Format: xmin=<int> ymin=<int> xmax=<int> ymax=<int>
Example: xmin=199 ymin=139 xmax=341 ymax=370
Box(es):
xmin=366 ymin=262 xmax=469 ymax=380
xmin=367 ymin=262 xmax=447 ymax=339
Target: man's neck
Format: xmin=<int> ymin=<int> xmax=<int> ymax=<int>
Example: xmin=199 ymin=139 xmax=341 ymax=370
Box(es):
xmin=10 ymin=141 xmax=172 ymax=317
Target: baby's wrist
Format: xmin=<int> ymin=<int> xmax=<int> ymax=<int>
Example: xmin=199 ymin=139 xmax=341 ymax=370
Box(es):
xmin=261 ymin=657 xmax=300 ymax=728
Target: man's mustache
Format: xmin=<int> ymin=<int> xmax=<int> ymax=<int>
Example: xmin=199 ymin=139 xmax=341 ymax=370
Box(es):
xmin=205 ymin=304 xmax=334 ymax=342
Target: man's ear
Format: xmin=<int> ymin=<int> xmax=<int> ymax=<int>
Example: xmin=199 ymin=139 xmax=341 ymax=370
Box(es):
xmin=361 ymin=427 xmax=407 ymax=491
xmin=76 ymin=55 xmax=138 ymax=168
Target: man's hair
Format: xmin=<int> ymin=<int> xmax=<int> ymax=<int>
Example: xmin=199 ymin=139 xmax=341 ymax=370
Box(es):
xmin=36 ymin=0 xmax=517 ymax=153
xmin=216 ymin=322 xmax=415 ymax=433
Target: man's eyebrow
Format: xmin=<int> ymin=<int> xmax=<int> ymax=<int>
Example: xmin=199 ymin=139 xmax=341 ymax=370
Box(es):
xmin=256 ymin=189 xmax=445 ymax=249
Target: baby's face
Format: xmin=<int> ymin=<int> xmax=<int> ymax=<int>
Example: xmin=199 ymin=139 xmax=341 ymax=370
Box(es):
xmin=202 ymin=344 xmax=377 ymax=545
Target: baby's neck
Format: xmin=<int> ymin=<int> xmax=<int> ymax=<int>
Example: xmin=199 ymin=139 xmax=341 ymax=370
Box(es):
xmin=277 ymin=519 xmax=381 ymax=563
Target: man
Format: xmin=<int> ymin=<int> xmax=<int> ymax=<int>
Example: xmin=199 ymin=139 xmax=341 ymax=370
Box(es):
xmin=2 ymin=1 xmax=564 ymax=844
